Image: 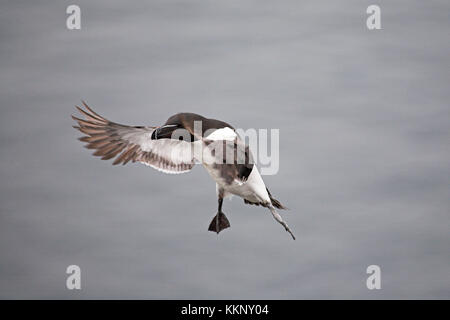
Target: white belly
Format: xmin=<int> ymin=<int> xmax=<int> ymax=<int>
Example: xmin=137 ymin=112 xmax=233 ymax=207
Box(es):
xmin=202 ymin=163 xmax=271 ymax=204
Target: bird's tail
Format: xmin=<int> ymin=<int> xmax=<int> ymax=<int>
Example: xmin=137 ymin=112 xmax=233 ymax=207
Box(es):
xmin=266 ymin=188 xmax=287 ymax=210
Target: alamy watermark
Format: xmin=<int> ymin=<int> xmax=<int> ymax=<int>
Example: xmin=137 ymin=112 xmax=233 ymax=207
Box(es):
xmin=366 ymin=265 xmax=381 ymax=290
xmin=66 ymin=5 xmax=81 ymax=30
xmin=162 ymin=121 xmax=280 ymax=176
xmin=66 ymin=265 xmax=81 ymax=290
xmin=366 ymin=5 xmax=381 ymax=30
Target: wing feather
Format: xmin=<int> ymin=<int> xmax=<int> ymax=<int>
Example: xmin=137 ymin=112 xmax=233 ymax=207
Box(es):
xmin=73 ymin=103 xmax=196 ymax=174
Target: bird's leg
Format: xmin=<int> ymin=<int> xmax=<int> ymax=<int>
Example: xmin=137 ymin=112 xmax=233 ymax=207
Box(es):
xmin=216 ymin=197 xmax=223 ymax=231
xmin=208 ymin=194 xmax=230 ymax=234
xmin=269 ymin=206 xmax=296 ymax=240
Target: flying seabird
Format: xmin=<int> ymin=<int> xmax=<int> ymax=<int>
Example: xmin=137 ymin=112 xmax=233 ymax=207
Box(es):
xmin=72 ymin=102 xmax=295 ymax=239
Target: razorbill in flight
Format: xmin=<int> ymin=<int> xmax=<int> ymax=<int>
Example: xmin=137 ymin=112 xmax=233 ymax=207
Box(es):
xmin=72 ymin=102 xmax=295 ymax=239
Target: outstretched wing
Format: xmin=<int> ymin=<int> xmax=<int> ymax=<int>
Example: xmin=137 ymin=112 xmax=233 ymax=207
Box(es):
xmin=72 ymin=102 xmax=195 ymax=174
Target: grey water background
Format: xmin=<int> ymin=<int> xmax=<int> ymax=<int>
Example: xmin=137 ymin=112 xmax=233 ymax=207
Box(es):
xmin=0 ymin=0 xmax=449 ymax=299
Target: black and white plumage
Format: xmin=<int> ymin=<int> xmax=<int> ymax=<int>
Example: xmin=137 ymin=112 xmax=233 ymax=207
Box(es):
xmin=72 ymin=102 xmax=295 ymax=239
